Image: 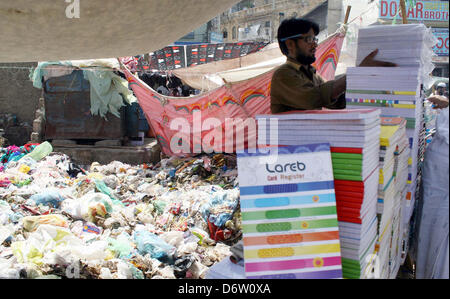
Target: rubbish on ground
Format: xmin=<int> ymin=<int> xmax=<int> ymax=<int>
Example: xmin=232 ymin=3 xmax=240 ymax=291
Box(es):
xmin=0 ymin=143 xmax=241 ymax=279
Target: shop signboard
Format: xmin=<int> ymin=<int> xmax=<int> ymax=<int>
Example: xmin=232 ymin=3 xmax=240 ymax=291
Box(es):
xmin=379 ymin=0 xmax=449 ymax=22
xmin=432 ymin=27 xmax=449 ymax=56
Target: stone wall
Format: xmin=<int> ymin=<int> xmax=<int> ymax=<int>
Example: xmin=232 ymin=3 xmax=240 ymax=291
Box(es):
xmin=0 ymin=62 xmax=41 ymax=145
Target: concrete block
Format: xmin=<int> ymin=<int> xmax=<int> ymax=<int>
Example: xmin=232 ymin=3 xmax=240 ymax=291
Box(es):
xmin=95 ymin=139 xmax=122 ymax=147
xmin=51 ymin=139 xmax=77 ymax=146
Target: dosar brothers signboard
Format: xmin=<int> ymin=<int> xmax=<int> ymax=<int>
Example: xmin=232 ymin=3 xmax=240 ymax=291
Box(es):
xmin=379 ymin=0 xmax=449 ymax=22
xmin=432 ymin=28 xmax=449 ymax=56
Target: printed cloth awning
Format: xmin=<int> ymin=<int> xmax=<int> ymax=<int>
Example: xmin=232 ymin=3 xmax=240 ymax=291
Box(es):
xmin=122 ymin=32 xmax=346 ymax=156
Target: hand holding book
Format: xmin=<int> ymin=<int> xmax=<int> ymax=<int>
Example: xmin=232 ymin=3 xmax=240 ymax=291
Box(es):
xmin=427 ymin=95 xmax=449 ymax=109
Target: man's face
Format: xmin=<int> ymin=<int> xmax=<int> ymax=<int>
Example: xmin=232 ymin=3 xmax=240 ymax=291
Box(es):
xmin=292 ymin=28 xmax=318 ymax=65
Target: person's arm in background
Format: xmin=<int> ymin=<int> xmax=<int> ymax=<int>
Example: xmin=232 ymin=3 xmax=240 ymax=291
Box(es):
xmin=323 ymin=74 xmax=346 ymax=109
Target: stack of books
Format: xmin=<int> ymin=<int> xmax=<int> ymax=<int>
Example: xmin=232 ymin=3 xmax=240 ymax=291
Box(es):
xmin=256 ymin=109 xmax=381 ymax=278
xmin=374 ymin=117 xmax=407 ymax=278
xmin=345 ymin=24 xmax=437 ymax=268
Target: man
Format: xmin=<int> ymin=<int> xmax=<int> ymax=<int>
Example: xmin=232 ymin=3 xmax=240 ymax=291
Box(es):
xmin=416 ymin=91 xmax=449 ymax=279
xmin=427 ymin=82 xmax=449 ymax=109
xmin=434 ymin=82 xmax=448 ymax=98
xmin=270 ymin=18 xmax=396 ymax=114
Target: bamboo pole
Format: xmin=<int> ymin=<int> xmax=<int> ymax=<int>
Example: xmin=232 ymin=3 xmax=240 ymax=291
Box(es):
xmin=400 ymin=0 xmax=408 ymax=24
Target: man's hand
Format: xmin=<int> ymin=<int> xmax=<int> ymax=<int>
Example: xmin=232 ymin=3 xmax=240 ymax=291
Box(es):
xmin=427 ymin=95 xmax=449 ymax=109
xmin=359 ymin=49 xmax=397 ymax=67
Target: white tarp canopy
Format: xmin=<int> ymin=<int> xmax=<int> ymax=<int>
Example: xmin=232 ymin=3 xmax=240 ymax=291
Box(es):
xmin=172 ymin=43 xmax=285 ymax=91
xmin=206 ymin=55 xmax=286 ymax=87
xmin=0 ymin=0 xmax=239 ymax=62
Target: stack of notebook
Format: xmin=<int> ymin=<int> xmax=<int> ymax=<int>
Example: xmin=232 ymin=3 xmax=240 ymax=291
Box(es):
xmin=345 ymin=24 xmax=437 ymax=268
xmin=256 ymin=109 xmax=381 ymax=278
xmin=373 ymin=117 xmax=407 ymax=278
xmin=392 ymin=122 xmax=411 ymax=267
xmin=237 ymin=144 xmax=343 ymax=279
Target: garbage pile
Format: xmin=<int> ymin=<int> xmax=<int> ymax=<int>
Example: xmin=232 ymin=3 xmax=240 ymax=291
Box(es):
xmin=0 ymin=142 xmax=242 ymax=279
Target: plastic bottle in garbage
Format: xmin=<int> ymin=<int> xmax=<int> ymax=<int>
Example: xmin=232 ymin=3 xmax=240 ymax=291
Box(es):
xmin=22 ymin=142 xmax=53 ymax=162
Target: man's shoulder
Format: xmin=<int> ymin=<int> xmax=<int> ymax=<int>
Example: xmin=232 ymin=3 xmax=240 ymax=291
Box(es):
xmin=274 ymin=62 xmax=295 ymax=71
xmin=272 ymin=63 xmax=297 ymax=78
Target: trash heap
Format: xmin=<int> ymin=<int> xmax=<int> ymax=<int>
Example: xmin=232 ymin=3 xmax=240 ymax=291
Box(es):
xmin=0 ymin=142 xmax=242 ymax=279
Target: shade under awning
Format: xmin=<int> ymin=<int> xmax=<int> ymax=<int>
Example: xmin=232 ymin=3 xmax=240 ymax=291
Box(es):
xmin=0 ymin=0 xmax=239 ymax=62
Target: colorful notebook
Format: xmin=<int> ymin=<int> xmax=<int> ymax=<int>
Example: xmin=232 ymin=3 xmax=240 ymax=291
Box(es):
xmin=237 ymin=143 xmax=342 ymax=279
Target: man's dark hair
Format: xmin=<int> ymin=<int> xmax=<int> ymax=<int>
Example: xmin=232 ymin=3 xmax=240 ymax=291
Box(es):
xmin=277 ymin=18 xmax=320 ymax=56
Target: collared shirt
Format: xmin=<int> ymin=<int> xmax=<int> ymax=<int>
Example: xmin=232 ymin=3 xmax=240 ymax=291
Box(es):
xmin=270 ymin=58 xmax=344 ymax=114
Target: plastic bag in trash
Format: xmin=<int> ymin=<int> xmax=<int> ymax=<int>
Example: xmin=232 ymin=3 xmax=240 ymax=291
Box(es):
xmin=22 ymin=214 xmax=69 ymax=232
xmin=133 ymin=230 xmax=175 ymax=263
xmin=94 ymin=179 xmax=122 ymax=204
xmin=28 ymin=190 xmax=65 ymax=208
xmin=0 ymin=200 xmax=14 ymax=225
xmin=200 ymin=189 xmax=239 ymax=228
xmin=0 ymin=224 xmax=15 ymax=244
xmin=108 ymin=233 xmax=134 ymax=258
xmin=70 ymin=240 xmax=109 ymax=261
xmin=61 ymin=192 xmax=116 ymax=222
xmin=11 ymin=224 xmax=79 ymax=265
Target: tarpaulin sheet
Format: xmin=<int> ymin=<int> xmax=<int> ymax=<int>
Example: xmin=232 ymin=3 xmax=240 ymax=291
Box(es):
xmin=0 ymin=0 xmax=239 ymax=62
xmin=122 ymin=33 xmax=345 ymax=156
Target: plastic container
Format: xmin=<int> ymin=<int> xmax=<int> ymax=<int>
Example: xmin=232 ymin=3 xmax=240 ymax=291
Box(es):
xmin=22 ymin=141 xmax=53 ymax=162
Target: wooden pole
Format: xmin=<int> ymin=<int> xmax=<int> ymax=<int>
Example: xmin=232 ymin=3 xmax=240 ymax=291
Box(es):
xmin=341 ymin=6 xmax=351 ymax=36
xmin=400 ymin=0 xmax=408 ymax=24
xmin=344 ymin=6 xmax=352 ymax=25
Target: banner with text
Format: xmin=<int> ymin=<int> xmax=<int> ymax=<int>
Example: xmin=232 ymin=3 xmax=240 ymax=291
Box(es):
xmin=432 ymin=27 xmax=449 ymax=56
xmin=379 ymin=0 xmax=449 ymax=22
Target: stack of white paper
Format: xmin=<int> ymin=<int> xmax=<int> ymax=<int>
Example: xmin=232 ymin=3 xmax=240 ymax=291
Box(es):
xmin=257 ymin=109 xmax=381 ymax=149
xmin=345 ymin=25 xmax=437 ymax=273
xmin=355 ymin=24 xmax=437 ymax=82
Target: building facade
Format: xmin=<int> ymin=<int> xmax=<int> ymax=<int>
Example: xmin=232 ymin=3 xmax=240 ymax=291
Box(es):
xmin=176 ymin=17 xmax=223 ymax=44
xmin=220 ymin=0 xmax=327 ymax=43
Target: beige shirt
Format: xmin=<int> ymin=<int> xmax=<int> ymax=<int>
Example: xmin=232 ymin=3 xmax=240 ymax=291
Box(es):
xmin=270 ymin=58 xmax=344 ymax=114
